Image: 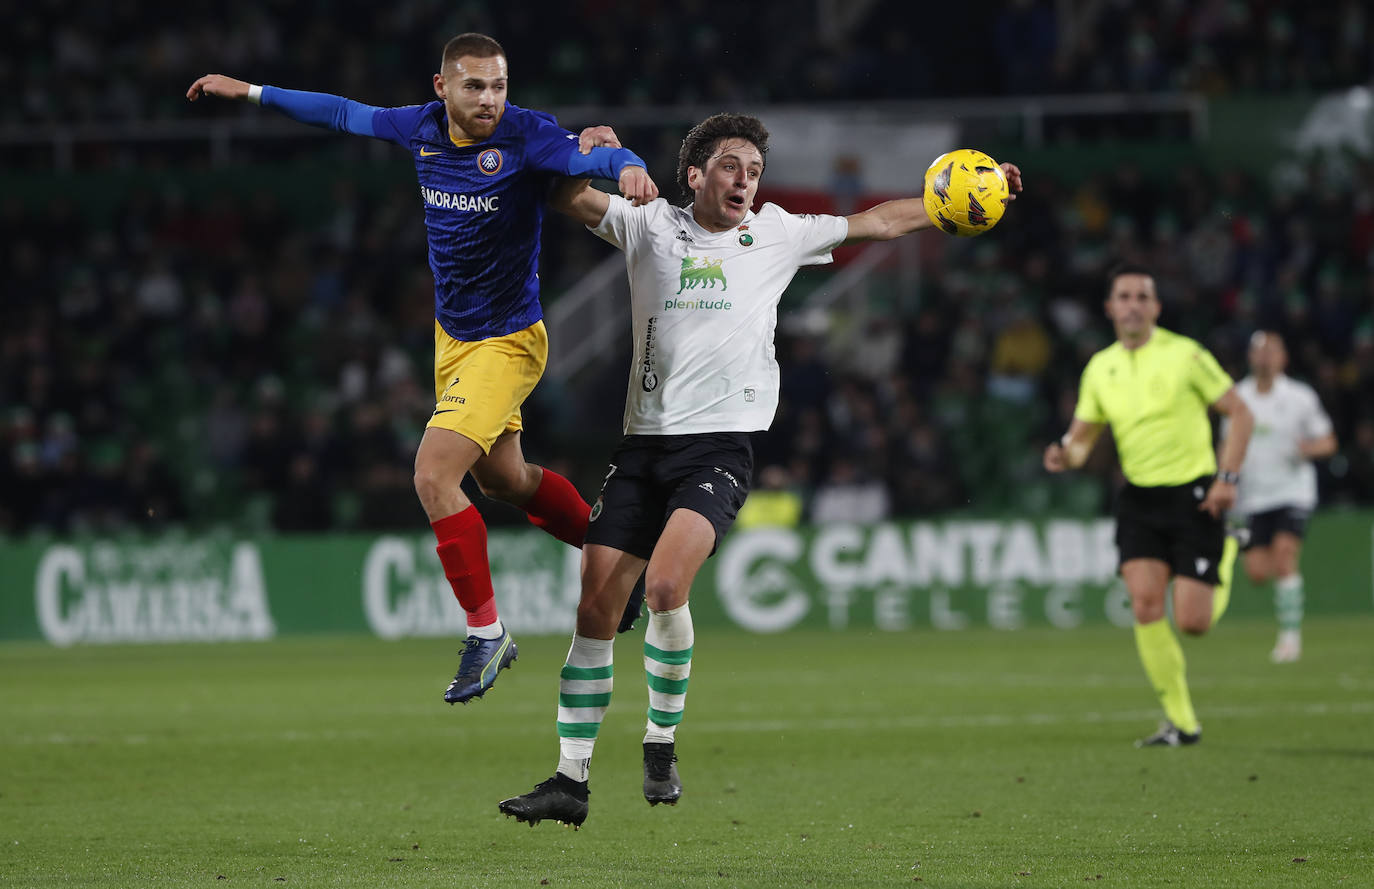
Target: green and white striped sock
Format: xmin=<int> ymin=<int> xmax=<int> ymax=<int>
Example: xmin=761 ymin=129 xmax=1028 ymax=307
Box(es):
xmin=556 ymin=634 xmax=613 ymax=782
xmin=1275 ymin=574 xmax=1304 ymax=631
xmin=644 ymin=604 xmax=693 ymax=744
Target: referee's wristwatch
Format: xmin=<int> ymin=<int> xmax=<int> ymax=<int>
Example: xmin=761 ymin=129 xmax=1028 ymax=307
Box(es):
xmin=1216 ymin=470 xmax=1240 ymax=485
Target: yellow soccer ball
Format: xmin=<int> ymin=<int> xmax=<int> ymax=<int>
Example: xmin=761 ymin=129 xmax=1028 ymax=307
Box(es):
xmin=922 ymin=148 xmax=1009 ymax=237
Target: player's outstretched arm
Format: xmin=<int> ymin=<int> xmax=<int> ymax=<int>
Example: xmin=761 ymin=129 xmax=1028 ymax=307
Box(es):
xmin=844 ymin=161 xmax=1023 ymax=244
xmin=188 ymin=76 xmax=381 ymax=137
xmin=1044 ymin=418 xmax=1104 ymax=473
xmin=842 ymin=198 xmax=933 ymax=244
xmin=549 ymin=178 xmax=611 ymax=228
xmin=531 ymin=118 xmax=657 ymax=204
xmin=187 ymin=74 xmax=252 ymax=102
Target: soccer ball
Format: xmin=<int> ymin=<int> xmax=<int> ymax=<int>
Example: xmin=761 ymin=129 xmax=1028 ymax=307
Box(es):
xmin=922 ymin=148 xmax=1009 ymax=237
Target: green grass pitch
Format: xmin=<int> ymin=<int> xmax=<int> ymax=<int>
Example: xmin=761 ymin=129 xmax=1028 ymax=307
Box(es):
xmin=3 ymin=617 xmax=1371 ymax=888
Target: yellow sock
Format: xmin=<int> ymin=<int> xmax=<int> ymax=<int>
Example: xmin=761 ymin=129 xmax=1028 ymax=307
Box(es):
xmin=1133 ymin=619 xmax=1200 ymax=734
xmin=1211 ymin=535 xmax=1238 ymax=627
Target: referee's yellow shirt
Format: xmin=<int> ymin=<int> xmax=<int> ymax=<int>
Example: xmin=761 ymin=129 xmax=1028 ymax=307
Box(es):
xmin=1074 ymin=326 xmax=1233 ymax=487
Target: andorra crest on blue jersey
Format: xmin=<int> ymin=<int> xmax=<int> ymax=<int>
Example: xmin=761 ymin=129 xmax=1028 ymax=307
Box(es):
xmin=477 ymin=148 xmax=503 ymax=175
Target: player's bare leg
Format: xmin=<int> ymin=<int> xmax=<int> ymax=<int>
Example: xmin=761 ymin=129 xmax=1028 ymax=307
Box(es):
xmin=499 ymin=546 xmax=644 ymax=828
xmin=576 ymin=545 xmax=646 ymax=638
xmin=1172 ymin=577 xmax=1215 ymax=638
xmin=469 ymin=429 xmax=543 ymax=506
xmin=1243 ymin=546 xmax=1275 ymax=589
xmin=415 ymin=426 xmax=485 ymax=521
xmin=416 ymin=427 xmax=517 ymax=704
xmin=1125 ymin=559 xmax=1202 ymax=747
xmin=1269 ymin=532 xmax=1305 ymax=662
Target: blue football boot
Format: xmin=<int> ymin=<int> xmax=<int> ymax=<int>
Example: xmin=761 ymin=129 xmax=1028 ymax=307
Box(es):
xmin=444 ymin=629 xmax=517 ymax=704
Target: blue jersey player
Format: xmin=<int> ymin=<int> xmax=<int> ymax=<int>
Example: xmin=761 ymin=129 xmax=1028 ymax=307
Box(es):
xmin=187 ymin=33 xmax=659 ymax=705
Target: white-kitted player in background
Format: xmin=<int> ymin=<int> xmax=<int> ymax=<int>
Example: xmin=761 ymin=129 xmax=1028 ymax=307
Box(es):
xmin=1229 ymin=331 xmax=1338 ymax=662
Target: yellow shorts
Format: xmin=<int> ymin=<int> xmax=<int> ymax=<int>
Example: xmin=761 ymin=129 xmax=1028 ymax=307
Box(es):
xmin=428 ymin=319 xmax=548 ymax=454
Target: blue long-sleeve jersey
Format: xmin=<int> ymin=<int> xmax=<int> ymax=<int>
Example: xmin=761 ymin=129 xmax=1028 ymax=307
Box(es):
xmin=260 ymin=86 xmax=645 ymax=340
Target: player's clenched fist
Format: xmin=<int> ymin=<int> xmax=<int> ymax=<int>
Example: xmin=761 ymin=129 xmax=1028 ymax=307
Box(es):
xmin=618 ymin=166 xmax=658 ymax=207
xmin=186 ymin=74 xmax=251 ymax=102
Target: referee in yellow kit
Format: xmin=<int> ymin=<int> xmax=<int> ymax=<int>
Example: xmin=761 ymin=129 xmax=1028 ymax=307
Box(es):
xmin=1045 ymin=262 xmax=1253 ymax=747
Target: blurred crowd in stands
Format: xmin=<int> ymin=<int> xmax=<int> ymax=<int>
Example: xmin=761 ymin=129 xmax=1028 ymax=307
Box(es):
xmin=3 ymin=0 xmax=1372 ymax=125
xmin=3 ymin=1 xmax=1374 ymax=535
xmin=6 ymin=146 xmax=1374 ymax=535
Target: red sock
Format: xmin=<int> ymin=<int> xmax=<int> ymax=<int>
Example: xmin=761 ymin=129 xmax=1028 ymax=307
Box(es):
xmin=522 ymin=468 xmax=590 ymax=548
xmin=432 ymin=506 xmax=499 ymax=628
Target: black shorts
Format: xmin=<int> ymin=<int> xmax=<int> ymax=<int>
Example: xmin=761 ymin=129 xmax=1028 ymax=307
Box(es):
xmin=1114 ymin=476 xmax=1226 ymax=584
xmin=1243 ymin=506 xmax=1311 ymax=549
xmin=583 ymin=432 xmax=754 ymax=560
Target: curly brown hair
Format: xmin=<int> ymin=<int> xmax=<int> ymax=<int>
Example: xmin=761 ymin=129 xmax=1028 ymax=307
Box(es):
xmin=675 ymin=113 xmax=769 ymax=203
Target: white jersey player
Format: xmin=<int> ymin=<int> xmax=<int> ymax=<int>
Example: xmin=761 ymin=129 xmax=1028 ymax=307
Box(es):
xmin=1230 ymin=331 xmax=1337 ymax=662
xmin=498 ymin=113 xmax=1021 ymax=828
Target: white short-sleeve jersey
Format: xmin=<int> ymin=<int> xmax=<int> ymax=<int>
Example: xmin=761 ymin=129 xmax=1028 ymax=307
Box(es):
xmin=1232 ymin=374 xmax=1334 ymax=514
xmin=592 ymin=196 xmax=848 ymax=435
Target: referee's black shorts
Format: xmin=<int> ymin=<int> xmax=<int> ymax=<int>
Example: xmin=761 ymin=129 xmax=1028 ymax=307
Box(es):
xmin=584 ymin=432 xmax=754 ymax=560
xmin=1114 ymin=475 xmax=1225 ymax=585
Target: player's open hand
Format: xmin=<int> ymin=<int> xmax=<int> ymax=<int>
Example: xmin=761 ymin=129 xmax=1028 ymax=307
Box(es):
xmin=186 ymin=74 xmax=252 ymax=102
xmin=619 ymin=166 xmax=658 ymax=207
xmin=1001 ymin=162 xmax=1023 ymax=201
xmin=578 ymin=125 xmax=623 ymax=154
xmin=1198 ymin=479 xmax=1236 ymax=518
xmin=1042 ymin=441 xmax=1067 ymax=473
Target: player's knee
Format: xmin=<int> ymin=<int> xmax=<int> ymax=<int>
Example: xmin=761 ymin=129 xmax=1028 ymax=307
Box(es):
xmin=1244 ymin=565 xmax=1269 ymax=585
xmin=575 ymin=594 xmax=619 ymax=634
xmin=412 ymin=466 xmax=445 ymax=505
xmin=1177 ymin=615 xmax=1210 ymax=636
xmin=1129 ymin=597 xmax=1165 ymax=625
xmin=643 ymin=576 xmax=688 ymax=612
